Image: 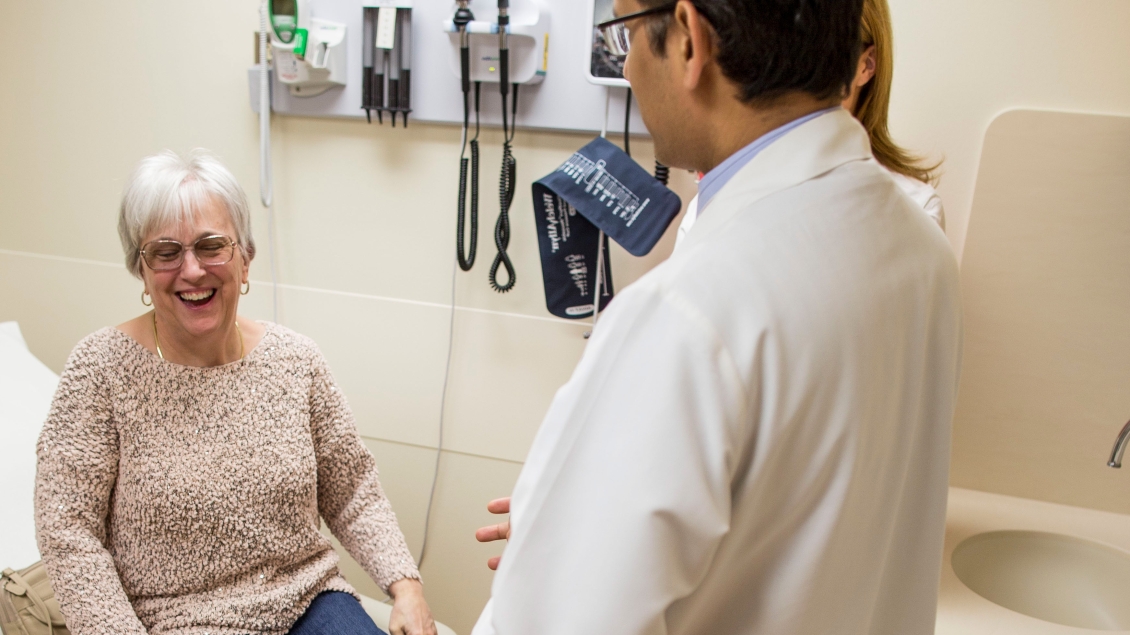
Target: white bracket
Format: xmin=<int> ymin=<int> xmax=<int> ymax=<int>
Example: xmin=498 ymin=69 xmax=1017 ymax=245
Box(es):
xmin=443 ymin=7 xmax=550 ymax=85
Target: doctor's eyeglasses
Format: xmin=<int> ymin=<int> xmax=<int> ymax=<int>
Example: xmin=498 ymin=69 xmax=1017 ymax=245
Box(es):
xmin=596 ymin=1 xmax=679 ymax=57
xmin=140 ymin=235 xmax=237 ymax=271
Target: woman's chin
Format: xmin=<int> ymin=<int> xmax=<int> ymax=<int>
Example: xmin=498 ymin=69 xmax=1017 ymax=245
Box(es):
xmin=162 ymin=301 xmax=231 ymax=337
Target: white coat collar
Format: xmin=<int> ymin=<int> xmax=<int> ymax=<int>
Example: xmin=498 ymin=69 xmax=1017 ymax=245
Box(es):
xmin=682 ymin=108 xmax=873 ymax=250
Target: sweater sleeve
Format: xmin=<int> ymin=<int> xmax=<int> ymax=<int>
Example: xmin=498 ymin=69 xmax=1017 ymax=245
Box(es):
xmin=34 ymin=336 xmax=148 ymax=635
xmin=307 ymin=349 xmax=421 ymax=593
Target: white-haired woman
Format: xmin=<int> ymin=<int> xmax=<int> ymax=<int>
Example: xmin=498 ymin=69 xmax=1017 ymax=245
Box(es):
xmin=34 ymin=150 xmax=437 ymax=635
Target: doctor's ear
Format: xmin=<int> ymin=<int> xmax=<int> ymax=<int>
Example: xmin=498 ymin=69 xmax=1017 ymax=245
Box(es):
xmin=674 ymin=0 xmax=717 ymax=90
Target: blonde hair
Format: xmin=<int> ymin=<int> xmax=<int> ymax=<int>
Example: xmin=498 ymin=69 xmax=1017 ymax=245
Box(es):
xmin=852 ymin=0 xmax=941 ymax=186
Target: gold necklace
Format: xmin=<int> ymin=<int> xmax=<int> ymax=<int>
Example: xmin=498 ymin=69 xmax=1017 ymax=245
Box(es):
xmin=152 ymin=312 xmax=244 ymax=361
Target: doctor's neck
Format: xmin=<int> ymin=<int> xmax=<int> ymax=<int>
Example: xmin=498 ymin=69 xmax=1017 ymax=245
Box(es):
xmin=696 ymin=92 xmax=842 ymax=174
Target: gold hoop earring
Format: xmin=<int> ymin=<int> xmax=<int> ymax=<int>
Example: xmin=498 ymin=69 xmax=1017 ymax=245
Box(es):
xmin=141 ymin=290 xmax=153 ymax=307
xmin=241 ymin=281 xmax=250 ymax=295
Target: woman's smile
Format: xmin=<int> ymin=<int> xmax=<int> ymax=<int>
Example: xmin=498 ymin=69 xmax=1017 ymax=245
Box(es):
xmin=176 ymin=288 xmax=217 ymax=307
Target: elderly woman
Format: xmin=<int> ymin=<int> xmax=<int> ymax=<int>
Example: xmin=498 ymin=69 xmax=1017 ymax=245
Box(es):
xmin=34 ymin=150 xmax=436 ymax=635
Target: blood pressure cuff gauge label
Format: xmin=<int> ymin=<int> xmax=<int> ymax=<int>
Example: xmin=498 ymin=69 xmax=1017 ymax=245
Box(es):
xmin=532 ymin=136 xmax=682 ymax=319
xmin=540 ymin=136 xmax=682 ymax=257
xmin=530 ymin=187 xmax=615 ymax=319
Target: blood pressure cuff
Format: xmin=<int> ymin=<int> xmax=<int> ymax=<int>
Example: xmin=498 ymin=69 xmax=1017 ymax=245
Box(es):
xmin=532 ymin=136 xmax=683 ymax=319
xmin=530 ymin=189 xmax=615 ymax=319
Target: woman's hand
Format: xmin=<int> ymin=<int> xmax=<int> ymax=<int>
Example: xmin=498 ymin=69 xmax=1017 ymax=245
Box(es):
xmin=474 ymin=497 xmax=512 ymax=570
xmin=387 ymin=578 xmax=437 ymax=635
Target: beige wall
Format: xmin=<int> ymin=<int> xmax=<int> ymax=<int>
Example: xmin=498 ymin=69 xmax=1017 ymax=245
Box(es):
xmin=886 ymin=0 xmax=1130 ymax=258
xmin=951 ymin=110 xmax=1130 ymax=516
xmin=3 ymin=1 xmax=1130 ymax=633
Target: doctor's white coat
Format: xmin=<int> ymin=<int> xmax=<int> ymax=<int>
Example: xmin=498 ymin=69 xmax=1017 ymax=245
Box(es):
xmin=472 ymin=109 xmax=963 ymax=635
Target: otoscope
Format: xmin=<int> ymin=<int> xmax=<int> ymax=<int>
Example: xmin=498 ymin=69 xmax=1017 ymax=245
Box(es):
xmin=454 ymin=0 xmax=480 ymax=271
xmin=489 ymin=0 xmax=518 ymax=292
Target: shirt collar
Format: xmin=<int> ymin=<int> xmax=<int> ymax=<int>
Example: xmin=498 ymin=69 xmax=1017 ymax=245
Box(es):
xmin=697 ymin=106 xmax=843 ymax=213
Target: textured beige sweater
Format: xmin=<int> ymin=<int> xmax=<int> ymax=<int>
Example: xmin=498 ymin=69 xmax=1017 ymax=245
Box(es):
xmin=34 ymin=324 xmax=420 ymax=635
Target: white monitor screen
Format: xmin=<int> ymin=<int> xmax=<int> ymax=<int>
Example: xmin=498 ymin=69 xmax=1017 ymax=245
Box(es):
xmin=590 ymin=0 xmax=626 ymax=81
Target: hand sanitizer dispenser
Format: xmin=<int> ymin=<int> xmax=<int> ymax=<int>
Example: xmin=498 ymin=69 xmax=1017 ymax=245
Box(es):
xmin=269 ymin=0 xmax=347 ymax=96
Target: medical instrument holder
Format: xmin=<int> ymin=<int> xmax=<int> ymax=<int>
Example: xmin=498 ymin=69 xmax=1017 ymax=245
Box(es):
xmin=362 ymin=1 xmax=413 ymax=125
xmin=442 ymin=8 xmax=549 ymax=87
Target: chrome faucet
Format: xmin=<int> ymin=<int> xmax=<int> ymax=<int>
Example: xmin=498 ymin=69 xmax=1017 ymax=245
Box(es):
xmin=1110 ymin=420 xmax=1130 ymax=468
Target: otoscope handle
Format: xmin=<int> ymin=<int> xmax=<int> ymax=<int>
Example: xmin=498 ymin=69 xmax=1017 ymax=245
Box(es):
xmin=460 ymin=46 xmax=471 ymax=94
xmin=400 ymin=69 xmax=411 ymax=113
xmin=497 ymin=0 xmax=509 ymax=96
xmin=499 ymin=54 xmax=509 ymax=97
xmin=362 ymin=68 xmax=373 ymax=110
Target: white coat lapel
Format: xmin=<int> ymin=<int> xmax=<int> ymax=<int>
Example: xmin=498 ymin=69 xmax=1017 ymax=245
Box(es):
xmin=683 ymin=109 xmax=873 ymax=250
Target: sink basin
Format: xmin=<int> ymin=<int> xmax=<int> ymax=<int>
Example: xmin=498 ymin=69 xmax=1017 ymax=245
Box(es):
xmin=952 ymin=530 xmax=1130 ymax=631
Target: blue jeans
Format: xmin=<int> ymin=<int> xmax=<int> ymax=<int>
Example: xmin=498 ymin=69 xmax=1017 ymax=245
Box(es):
xmin=288 ymin=591 xmax=388 ymax=635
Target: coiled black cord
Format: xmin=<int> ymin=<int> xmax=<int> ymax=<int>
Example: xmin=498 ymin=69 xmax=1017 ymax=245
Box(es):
xmin=457 ymin=83 xmax=481 ymax=271
xmin=489 ymin=83 xmax=519 ymax=292
xmin=654 ymin=161 xmax=670 ymax=185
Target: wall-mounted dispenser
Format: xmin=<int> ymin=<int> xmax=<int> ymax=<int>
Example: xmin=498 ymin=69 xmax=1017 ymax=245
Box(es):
xmin=444 ymin=2 xmax=549 ymax=86
xmin=269 ymin=0 xmax=348 ymax=96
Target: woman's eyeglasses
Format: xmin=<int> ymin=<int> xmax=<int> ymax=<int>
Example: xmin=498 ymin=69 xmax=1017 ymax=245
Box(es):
xmin=140 ymin=235 xmax=237 ymax=271
xmin=596 ymin=1 xmax=679 ymax=57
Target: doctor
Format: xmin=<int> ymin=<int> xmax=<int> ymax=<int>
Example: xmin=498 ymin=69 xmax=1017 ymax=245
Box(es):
xmin=473 ymin=0 xmax=961 ymax=634
xmin=675 ymin=0 xmax=945 ymax=248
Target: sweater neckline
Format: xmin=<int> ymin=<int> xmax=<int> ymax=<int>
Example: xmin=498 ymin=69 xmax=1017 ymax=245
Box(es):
xmin=110 ymin=321 xmax=276 ymax=371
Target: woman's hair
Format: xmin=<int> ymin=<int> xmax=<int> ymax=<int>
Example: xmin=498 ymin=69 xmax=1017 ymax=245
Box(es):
xmin=852 ymin=0 xmax=941 ymax=185
xmin=118 ymin=149 xmax=255 ymax=278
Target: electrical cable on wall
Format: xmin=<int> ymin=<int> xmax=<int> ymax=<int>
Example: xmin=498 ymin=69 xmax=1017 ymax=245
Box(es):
xmin=259 ymin=0 xmax=279 ymax=323
xmin=415 ymin=246 xmax=458 ymax=571
xmin=584 ymin=89 xmax=615 ymax=338
xmin=623 ymin=88 xmax=632 ymax=157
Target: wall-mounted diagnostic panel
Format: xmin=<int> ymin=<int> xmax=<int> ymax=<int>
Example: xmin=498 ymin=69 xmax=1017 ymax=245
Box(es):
xmin=249 ymin=0 xmax=646 ymax=135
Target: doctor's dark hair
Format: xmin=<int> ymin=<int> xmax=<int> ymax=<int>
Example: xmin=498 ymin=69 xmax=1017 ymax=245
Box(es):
xmin=641 ymin=0 xmax=863 ymax=105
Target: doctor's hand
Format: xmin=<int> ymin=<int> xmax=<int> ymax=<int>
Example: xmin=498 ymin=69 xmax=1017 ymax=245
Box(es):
xmin=387 ymin=578 xmax=437 ymax=635
xmin=474 ymin=497 xmax=512 ymax=570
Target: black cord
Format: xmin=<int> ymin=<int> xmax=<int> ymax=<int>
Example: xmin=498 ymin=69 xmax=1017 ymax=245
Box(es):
xmin=490 ymin=83 xmax=519 ymax=293
xmin=457 ymin=83 xmax=481 ymax=271
xmin=622 ymin=87 xmax=670 ymax=184
xmin=624 ymin=88 xmax=632 ymax=158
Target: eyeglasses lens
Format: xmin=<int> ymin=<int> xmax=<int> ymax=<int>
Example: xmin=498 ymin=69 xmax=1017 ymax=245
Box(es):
xmin=600 ymin=22 xmax=631 ymax=56
xmin=142 ymin=237 xmax=235 ymax=271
